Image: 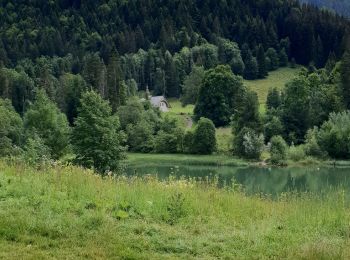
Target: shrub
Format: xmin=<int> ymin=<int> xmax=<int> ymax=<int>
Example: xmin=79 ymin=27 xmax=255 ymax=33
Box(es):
xmin=183 ymin=131 xmax=194 ymax=154
xmin=0 ymin=99 xmax=23 ymax=157
xmin=317 ymin=111 xmax=350 ymax=159
xmin=288 ymin=144 xmax=306 ymax=162
xmin=24 ymin=90 xmax=70 ymax=159
xmin=242 ymin=131 xmax=265 ymax=160
xmin=126 ymin=120 xmax=155 ymax=153
xmin=192 ymin=117 xmax=217 ymax=154
xmin=233 ymin=127 xmax=264 ymax=159
xmin=23 ymin=134 xmax=51 ymax=167
xmin=270 ymin=135 xmax=288 ymax=165
xmin=304 ymin=128 xmax=327 ymax=158
xmin=264 ymin=116 xmax=284 ymax=143
xmin=154 ymin=131 xmax=179 ymax=154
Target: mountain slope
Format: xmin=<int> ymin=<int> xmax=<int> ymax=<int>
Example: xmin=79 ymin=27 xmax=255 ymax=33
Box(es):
xmin=300 ymin=0 xmax=350 ymax=17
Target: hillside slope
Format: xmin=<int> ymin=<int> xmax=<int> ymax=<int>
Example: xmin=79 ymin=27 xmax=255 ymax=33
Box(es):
xmin=300 ymin=0 xmax=350 ymax=17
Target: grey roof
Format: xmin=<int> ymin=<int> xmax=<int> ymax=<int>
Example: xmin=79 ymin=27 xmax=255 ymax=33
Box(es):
xmin=150 ymin=96 xmax=167 ymax=106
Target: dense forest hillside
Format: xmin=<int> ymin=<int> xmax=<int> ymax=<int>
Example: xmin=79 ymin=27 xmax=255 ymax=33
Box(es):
xmin=300 ymin=0 xmax=350 ymax=17
xmin=1 ymin=0 xmax=350 ymax=164
xmin=0 ymin=0 xmax=348 ymax=107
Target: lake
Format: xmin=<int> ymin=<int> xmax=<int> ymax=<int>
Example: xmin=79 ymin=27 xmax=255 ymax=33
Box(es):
xmin=126 ymin=164 xmax=350 ymax=196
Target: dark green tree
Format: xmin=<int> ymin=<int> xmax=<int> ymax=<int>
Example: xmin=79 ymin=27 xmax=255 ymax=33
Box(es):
xmin=192 ymin=117 xmax=216 ymax=155
xmin=194 ymin=65 xmax=245 ymax=126
xmin=180 ymin=66 xmax=205 ymax=106
xmin=24 ymin=89 xmax=70 ymax=159
xmin=244 ymin=52 xmax=258 ymax=80
xmin=257 ymin=45 xmax=268 ymax=78
xmin=270 ymin=135 xmax=288 ymax=165
xmin=340 ymin=50 xmax=350 ymax=109
xmin=0 ymin=98 xmax=23 ymax=156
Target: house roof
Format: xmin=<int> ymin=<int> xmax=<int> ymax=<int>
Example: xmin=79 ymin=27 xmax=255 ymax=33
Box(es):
xmin=150 ymin=96 xmax=169 ymax=107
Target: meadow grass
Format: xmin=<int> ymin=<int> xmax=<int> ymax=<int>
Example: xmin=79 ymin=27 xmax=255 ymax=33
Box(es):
xmin=165 ymin=67 xmax=299 ymax=127
xmin=0 ymin=161 xmax=350 ymax=259
xmin=244 ymin=67 xmax=300 ymax=106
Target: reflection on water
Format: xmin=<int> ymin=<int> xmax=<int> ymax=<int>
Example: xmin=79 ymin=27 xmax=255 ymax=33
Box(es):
xmin=126 ymin=164 xmax=350 ymax=196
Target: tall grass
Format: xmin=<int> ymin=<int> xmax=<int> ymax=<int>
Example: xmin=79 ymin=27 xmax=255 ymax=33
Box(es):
xmin=0 ymin=161 xmax=349 ymax=259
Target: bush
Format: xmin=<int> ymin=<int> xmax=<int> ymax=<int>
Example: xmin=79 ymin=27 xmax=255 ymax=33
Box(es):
xmin=288 ymin=144 xmax=306 ymax=162
xmin=24 ymin=90 xmax=70 ymax=159
xmin=242 ymin=131 xmax=264 ymax=160
xmin=270 ymin=135 xmax=288 ymax=165
xmin=316 ymin=111 xmax=350 ymax=159
xmin=233 ymin=127 xmax=264 ymax=159
xmin=304 ymin=128 xmax=327 ymax=158
xmin=154 ymin=131 xmax=179 ymax=154
xmin=192 ymin=117 xmax=217 ymax=154
xmin=183 ymin=131 xmax=194 ymax=154
xmin=126 ymin=120 xmax=155 ymax=153
xmin=23 ymin=134 xmax=51 ymax=167
xmin=0 ymin=99 xmax=23 ymax=157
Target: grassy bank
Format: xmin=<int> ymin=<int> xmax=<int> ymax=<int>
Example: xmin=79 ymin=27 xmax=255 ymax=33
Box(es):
xmin=127 ymin=153 xmax=247 ymax=167
xmin=1 ymin=162 xmax=350 ymax=259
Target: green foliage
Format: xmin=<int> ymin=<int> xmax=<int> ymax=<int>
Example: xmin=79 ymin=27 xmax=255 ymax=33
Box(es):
xmin=279 ymin=48 xmax=289 ymax=67
xmin=0 ymin=98 xmax=23 ymax=157
xmin=23 ymin=134 xmax=51 ymax=167
xmin=194 ymin=65 xmax=245 ymax=127
xmin=288 ymin=144 xmax=306 ymax=162
xmin=316 ymin=111 xmax=350 ymax=159
xmin=57 ymin=73 xmax=87 ymax=124
xmin=244 ymin=52 xmax=259 ymax=80
xmin=24 ymin=89 xmax=70 ymax=159
xmin=180 ymin=66 xmax=204 ymax=106
xmin=191 ymin=118 xmax=217 ymax=155
xmin=183 ymin=131 xmax=194 ymax=154
xmin=264 ymin=114 xmax=284 ymax=143
xmin=266 ymin=48 xmax=279 ymax=71
xmin=233 ymin=127 xmax=264 ymax=159
xmin=242 ymin=131 xmax=265 ymax=160
xmin=164 ymin=193 xmax=187 ymax=225
xmin=117 ymin=98 xmax=144 ymax=130
xmin=266 ymin=88 xmax=281 ymax=110
xmin=257 ymin=45 xmax=268 ymax=78
xmin=304 ymin=128 xmax=327 ymax=158
xmin=232 ymin=90 xmax=261 ymax=133
xmin=270 ymin=135 xmax=288 ymax=165
xmin=281 ymin=73 xmax=310 ymax=143
xmin=72 ymin=91 xmax=126 ymax=173
xmin=127 ymin=120 xmax=155 ymax=153
xmin=341 ymin=50 xmax=350 ymax=109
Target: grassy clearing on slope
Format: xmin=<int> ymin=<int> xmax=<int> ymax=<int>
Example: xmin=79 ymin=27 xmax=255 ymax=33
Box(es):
xmin=0 ymin=162 xmax=350 ymax=259
xmin=167 ymin=99 xmax=194 ymax=128
xmin=244 ymin=67 xmax=300 ymax=106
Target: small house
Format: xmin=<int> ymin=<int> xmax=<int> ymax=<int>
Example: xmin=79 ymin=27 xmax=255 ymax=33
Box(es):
xmin=150 ymin=96 xmax=171 ymax=112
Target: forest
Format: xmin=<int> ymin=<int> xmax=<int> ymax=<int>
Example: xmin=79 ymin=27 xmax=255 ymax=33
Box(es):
xmin=1 ymin=0 xmax=350 ymax=171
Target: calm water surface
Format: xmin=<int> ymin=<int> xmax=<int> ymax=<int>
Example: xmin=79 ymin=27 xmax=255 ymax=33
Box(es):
xmin=126 ymin=164 xmax=350 ymax=196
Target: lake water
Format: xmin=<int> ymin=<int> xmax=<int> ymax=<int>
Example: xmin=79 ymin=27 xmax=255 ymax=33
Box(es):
xmin=126 ymin=164 xmax=350 ymax=196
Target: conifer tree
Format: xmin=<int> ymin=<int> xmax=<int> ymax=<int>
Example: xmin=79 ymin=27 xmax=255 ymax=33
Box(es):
xmin=107 ymin=51 xmax=123 ymax=112
xmin=341 ymin=50 xmax=350 ymax=109
xmin=257 ymin=45 xmax=268 ymax=78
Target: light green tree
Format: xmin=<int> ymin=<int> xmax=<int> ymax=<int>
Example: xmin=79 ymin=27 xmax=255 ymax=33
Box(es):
xmin=72 ymin=91 xmax=126 ymax=173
